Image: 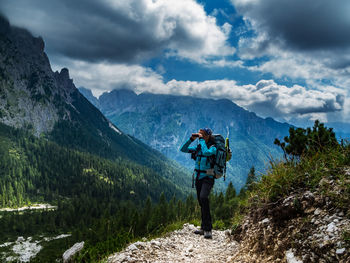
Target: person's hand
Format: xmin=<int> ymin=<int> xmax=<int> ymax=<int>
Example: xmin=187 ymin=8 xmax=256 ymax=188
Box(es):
xmin=198 ymin=133 xmax=204 ymax=139
xmin=191 ymin=133 xmax=199 ymax=140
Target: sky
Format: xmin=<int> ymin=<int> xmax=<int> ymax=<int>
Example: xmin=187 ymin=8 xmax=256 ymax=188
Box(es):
xmin=1 ymin=0 xmax=350 ymax=126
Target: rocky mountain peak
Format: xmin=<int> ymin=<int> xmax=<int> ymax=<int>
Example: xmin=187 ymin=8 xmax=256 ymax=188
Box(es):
xmin=83 ymin=87 xmax=291 ymax=190
xmin=54 ymin=68 xmax=74 ymax=93
xmin=0 ymin=15 xmax=10 ymax=34
xmin=58 ymin=68 xmax=70 ymax=80
xmin=0 ymin=16 xmax=76 ymax=135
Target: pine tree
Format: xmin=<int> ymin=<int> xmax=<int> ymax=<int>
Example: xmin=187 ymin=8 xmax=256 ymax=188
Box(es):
xmin=225 ymin=181 xmax=236 ymax=202
xmin=159 ymin=192 xmax=168 ymax=226
xmin=239 ymin=166 xmax=256 ymax=197
xmin=140 ymin=196 xmax=152 ymax=234
xmin=245 ymin=166 xmax=256 ymax=192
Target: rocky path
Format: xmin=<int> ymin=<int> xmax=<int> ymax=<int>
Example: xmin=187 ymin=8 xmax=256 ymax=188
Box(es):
xmin=107 ymin=224 xmax=239 ymax=263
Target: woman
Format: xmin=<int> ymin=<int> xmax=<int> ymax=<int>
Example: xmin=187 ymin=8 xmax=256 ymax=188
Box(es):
xmin=180 ymin=128 xmax=216 ymax=239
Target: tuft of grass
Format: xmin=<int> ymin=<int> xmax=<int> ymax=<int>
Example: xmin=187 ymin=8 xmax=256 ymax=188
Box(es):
xmin=226 ymin=143 xmax=350 ymax=233
xmin=342 ymin=230 xmax=350 ymax=245
xmin=248 ymin=144 xmax=350 ymax=204
xmin=213 ymin=220 xmax=226 ymax=230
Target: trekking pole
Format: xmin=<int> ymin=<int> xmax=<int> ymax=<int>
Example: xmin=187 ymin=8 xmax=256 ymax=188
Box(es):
xmin=224 ymin=136 xmax=230 ymax=181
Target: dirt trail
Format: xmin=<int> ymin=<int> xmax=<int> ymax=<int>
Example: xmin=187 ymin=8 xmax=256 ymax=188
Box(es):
xmin=107 ymin=224 xmax=239 ymax=263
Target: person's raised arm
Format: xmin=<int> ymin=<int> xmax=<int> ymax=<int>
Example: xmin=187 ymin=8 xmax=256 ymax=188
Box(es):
xmin=180 ymin=136 xmax=197 ymax=153
xmin=198 ymin=138 xmax=216 ymax=156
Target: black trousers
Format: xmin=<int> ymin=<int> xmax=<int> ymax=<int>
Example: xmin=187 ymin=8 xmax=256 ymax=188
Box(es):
xmin=195 ymin=176 xmax=214 ymax=231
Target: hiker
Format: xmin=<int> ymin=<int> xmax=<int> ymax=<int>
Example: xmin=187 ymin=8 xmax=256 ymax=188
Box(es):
xmin=180 ymin=128 xmax=216 ymax=239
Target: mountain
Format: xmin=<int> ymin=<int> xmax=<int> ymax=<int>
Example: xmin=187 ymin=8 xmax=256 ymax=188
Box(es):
xmin=0 ymin=15 xmax=197 ymax=261
xmin=0 ymin=15 xmax=191 ymax=200
xmin=83 ymin=88 xmax=292 ymax=191
xmin=78 ymin=86 xmax=100 ymax=108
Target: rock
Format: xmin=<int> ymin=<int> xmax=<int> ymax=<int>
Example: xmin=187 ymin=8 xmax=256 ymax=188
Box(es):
xmin=314 ymin=208 xmax=322 ymax=215
xmin=226 ymin=256 xmax=234 ymax=262
xmin=186 ymin=244 xmax=193 ymax=252
xmin=150 ymin=240 xmax=161 ymax=247
xmin=63 ymin=241 xmax=84 ymax=263
xmin=326 ymin=222 xmax=338 ymax=233
xmin=127 ymin=244 xmax=138 ymax=251
xmin=108 ymin=224 xmax=239 ymax=263
xmin=17 ymin=237 xmax=25 ymax=242
xmin=336 ymin=248 xmax=345 ymax=254
xmin=286 ymin=249 xmax=303 ymax=263
xmin=305 ymin=207 xmax=315 ymax=214
xmin=133 ymin=241 xmax=145 ymax=249
xmin=261 ymin=218 xmax=270 ymax=224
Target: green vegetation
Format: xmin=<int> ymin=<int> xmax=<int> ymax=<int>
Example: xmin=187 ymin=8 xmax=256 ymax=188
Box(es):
xmin=0 ymin=120 xmax=238 ymax=262
xmin=0 ymin=122 xmax=185 ymax=208
xmin=274 ymin=120 xmax=338 ymax=160
xmin=0 ymin=122 xmax=192 ymax=261
xmin=1 ymin=120 xmax=348 ymax=262
xmin=226 ymin=120 xmax=350 ymax=231
xmin=49 ymin=89 xmax=191 ymax=194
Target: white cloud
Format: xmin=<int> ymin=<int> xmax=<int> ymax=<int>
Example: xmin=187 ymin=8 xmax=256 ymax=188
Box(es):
xmin=231 ymin=0 xmax=350 ymax=96
xmin=60 ymin=59 xmax=347 ymax=122
xmin=53 ymin=60 xmax=164 ymax=97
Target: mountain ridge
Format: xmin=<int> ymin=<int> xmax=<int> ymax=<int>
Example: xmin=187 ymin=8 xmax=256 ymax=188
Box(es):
xmin=0 ymin=14 xmax=191 ymax=200
xmin=80 ymin=87 xmax=292 ymax=190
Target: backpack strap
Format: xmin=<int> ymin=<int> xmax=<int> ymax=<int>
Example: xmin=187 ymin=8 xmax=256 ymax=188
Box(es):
xmin=194 ymin=169 xmax=214 ymax=175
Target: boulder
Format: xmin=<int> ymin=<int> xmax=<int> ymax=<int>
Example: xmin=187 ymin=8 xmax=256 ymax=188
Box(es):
xmin=63 ymin=241 xmax=84 ymax=263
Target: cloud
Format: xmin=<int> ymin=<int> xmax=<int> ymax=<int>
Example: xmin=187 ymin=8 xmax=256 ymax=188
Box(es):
xmin=232 ymin=0 xmax=350 ymax=52
xmin=61 ymin=59 xmax=346 ymax=121
xmin=52 ymin=59 xmax=164 ymax=97
xmin=230 ymin=0 xmax=350 ymax=97
xmin=163 ymin=79 xmax=345 ymax=119
xmin=1 ymin=0 xmax=234 ymax=64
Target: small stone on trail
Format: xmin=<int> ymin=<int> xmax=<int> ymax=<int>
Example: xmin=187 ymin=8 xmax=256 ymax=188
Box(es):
xmin=314 ymin=208 xmax=322 ymax=215
xmin=127 ymin=244 xmax=138 ymax=251
xmin=261 ymin=218 xmax=270 ymax=224
xmin=336 ymin=248 xmax=345 ymax=254
xmin=326 ymin=222 xmax=338 ymax=233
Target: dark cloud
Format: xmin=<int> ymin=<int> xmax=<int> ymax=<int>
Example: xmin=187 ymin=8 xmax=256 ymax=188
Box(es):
xmin=0 ymin=0 xmax=232 ymax=63
xmin=233 ymin=0 xmax=350 ymax=51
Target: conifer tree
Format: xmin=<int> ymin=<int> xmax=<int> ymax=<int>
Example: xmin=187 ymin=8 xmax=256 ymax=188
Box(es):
xmin=159 ymin=192 xmax=168 ymax=226
xmin=274 ymin=120 xmax=338 ymax=160
xmin=225 ymin=181 xmax=236 ymax=202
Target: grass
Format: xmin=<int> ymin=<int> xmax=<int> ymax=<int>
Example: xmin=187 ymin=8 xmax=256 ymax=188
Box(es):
xmin=249 ymin=144 xmax=350 ymax=204
xmin=226 ymin=143 xmax=350 ymax=230
xmin=342 ymin=230 xmax=350 ymax=245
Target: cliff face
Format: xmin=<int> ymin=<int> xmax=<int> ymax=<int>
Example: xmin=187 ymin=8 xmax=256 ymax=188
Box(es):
xmin=0 ymin=16 xmax=78 ymax=136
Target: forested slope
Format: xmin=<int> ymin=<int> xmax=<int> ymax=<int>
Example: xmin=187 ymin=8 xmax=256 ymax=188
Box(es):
xmin=0 ymin=15 xmax=195 ymax=262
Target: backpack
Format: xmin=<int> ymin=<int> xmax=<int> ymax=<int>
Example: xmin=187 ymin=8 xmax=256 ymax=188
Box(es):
xmin=209 ymin=134 xmax=232 ymax=180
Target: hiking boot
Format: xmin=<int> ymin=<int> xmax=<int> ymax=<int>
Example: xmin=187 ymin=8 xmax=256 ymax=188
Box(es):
xmin=193 ymin=229 xmax=204 ymax=235
xmin=204 ymin=230 xmax=212 ymax=239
